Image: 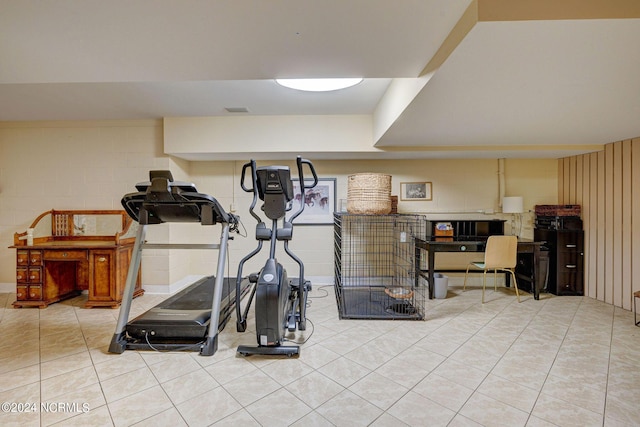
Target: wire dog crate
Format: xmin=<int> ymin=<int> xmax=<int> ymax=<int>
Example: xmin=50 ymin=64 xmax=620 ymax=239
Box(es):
xmin=334 ymin=213 xmax=427 ymax=320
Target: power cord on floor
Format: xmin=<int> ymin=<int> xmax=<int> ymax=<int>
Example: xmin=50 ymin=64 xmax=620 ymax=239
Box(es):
xmin=285 ymin=284 xmax=334 ymax=344
xmin=309 ymin=284 xmax=333 ymax=299
xmin=283 ymin=317 xmax=315 ymax=345
xmin=144 ymin=331 xmax=204 ymax=353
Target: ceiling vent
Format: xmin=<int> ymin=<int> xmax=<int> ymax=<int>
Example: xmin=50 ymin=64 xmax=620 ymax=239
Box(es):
xmin=224 ymin=107 xmax=249 ymax=113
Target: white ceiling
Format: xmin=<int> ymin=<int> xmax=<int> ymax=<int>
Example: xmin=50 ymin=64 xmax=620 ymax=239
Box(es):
xmin=1 ymin=0 xmax=639 ymax=159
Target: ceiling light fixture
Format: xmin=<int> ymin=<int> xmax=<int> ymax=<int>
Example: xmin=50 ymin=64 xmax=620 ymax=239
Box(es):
xmin=275 ymin=78 xmax=363 ymax=92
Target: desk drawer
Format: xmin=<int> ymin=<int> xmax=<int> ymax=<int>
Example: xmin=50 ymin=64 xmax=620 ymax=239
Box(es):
xmin=44 ymin=250 xmax=88 ymax=261
xmin=557 ymin=273 xmax=582 ymax=295
xmin=16 ymin=267 xmax=41 ymax=283
xmin=29 ymin=251 xmax=43 ymax=265
xmin=27 ymin=285 xmax=42 ymax=300
xmin=28 ymin=267 xmax=41 ymax=283
xmin=557 ymin=252 xmax=583 ymax=271
xmin=15 ymin=285 xmax=43 ymax=301
xmin=17 ymin=250 xmax=43 ymax=266
xmin=16 ymin=268 xmax=28 ymax=284
xmin=557 ymin=232 xmax=583 ymax=248
xmin=17 ymin=251 xmax=29 ymax=266
xmin=16 ymin=285 xmax=27 ymax=301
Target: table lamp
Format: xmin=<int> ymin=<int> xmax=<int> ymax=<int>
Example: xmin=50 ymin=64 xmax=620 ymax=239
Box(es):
xmin=502 ymin=196 xmax=523 ymax=236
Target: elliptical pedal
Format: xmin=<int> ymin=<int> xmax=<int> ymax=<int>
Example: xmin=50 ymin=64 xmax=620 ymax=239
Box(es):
xmin=287 ymin=313 xmax=297 ymax=332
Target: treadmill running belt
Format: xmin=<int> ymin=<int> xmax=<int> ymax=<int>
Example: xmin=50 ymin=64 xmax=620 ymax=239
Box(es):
xmin=126 ymin=276 xmax=243 ymax=341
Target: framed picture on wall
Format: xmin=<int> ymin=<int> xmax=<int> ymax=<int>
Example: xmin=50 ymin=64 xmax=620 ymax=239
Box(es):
xmin=400 ymin=182 xmax=432 ymax=201
xmin=286 ymin=178 xmax=336 ymax=225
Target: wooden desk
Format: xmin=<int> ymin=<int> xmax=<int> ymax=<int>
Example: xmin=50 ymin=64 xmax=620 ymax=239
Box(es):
xmin=11 ymin=210 xmax=143 ymax=308
xmin=415 ymin=238 xmax=548 ymax=300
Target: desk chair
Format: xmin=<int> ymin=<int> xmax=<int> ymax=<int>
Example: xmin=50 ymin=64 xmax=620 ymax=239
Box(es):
xmin=463 ymin=235 xmax=521 ymax=304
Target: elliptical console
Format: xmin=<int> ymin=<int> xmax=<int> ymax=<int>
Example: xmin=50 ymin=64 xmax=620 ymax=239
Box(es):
xmin=235 ymin=156 xmax=318 ymax=356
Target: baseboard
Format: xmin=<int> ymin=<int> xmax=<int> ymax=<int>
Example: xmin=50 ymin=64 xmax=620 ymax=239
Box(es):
xmin=0 ymin=275 xmax=334 ymax=297
xmin=142 ymin=275 xmax=334 ymax=295
xmin=142 ymin=275 xmax=206 ymax=295
xmin=0 ymin=280 xmax=204 ymax=296
xmin=0 ymin=282 xmax=14 ymax=293
xmin=307 ymin=276 xmax=334 ymax=286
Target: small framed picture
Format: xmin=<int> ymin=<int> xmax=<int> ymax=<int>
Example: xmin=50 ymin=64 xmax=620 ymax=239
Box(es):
xmin=400 ymin=182 xmax=432 ymax=201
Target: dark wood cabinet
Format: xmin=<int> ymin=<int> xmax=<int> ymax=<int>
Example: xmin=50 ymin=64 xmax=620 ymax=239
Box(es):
xmin=534 ymin=228 xmax=584 ymax=296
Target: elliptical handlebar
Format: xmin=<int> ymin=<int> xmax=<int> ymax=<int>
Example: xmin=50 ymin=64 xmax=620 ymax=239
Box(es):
xmin=240 ymin=160 xmax=262 ymax=223
xmin=297 ymin=156 xmax=319 ymax=190
xmin=240 ymin=160 xmax=256 ymax=193
xmin=288 ymin=156 xmax=318 ymax=223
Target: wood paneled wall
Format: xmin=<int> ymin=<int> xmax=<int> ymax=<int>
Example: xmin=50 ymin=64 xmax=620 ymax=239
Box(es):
xmin=559 ymin=138 xmax=640 ymax=310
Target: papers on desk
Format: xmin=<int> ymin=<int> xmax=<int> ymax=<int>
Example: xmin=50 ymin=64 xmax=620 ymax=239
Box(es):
xmin=435 ymin=222 xmax=453 ymax=241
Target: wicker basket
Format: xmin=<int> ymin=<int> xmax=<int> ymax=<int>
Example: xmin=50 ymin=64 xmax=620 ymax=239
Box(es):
xmin=347 ymin=173 xmax=392 ymax=214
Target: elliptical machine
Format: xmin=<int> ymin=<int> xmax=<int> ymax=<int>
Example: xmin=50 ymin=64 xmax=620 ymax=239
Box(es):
xmin=235 ymin=156 xmax=318 ymax=357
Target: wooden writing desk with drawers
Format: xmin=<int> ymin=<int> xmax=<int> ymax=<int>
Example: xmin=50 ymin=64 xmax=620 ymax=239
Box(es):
xmin=11 ymin=210 xmax=143 ymax=308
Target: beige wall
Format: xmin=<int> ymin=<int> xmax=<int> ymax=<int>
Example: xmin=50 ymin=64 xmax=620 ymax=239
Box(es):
xmin=0 ymin=120 xmax=559 ymax=292
xmin=0 ymin=120 xmax=183 ymax=289
xmin=559 ymin=138 xmax=640 ymax=311
xmin=183 ymin=157 xmax=558 ymax=282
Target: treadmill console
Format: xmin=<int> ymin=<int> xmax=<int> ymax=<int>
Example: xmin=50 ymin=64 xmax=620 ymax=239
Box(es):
xmin=122 ymin=170 xmax=232 ymax=225
xmin=135 ymin=170 xmax=198 ymax=193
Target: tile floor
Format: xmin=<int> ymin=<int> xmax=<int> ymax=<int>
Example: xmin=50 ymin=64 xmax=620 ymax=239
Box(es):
xmin=1 ymin=283 xmax=639 ymax=427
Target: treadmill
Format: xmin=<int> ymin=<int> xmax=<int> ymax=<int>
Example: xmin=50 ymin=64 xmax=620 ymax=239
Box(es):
xmin=109 ymin=170 xmax=246 ymax=356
